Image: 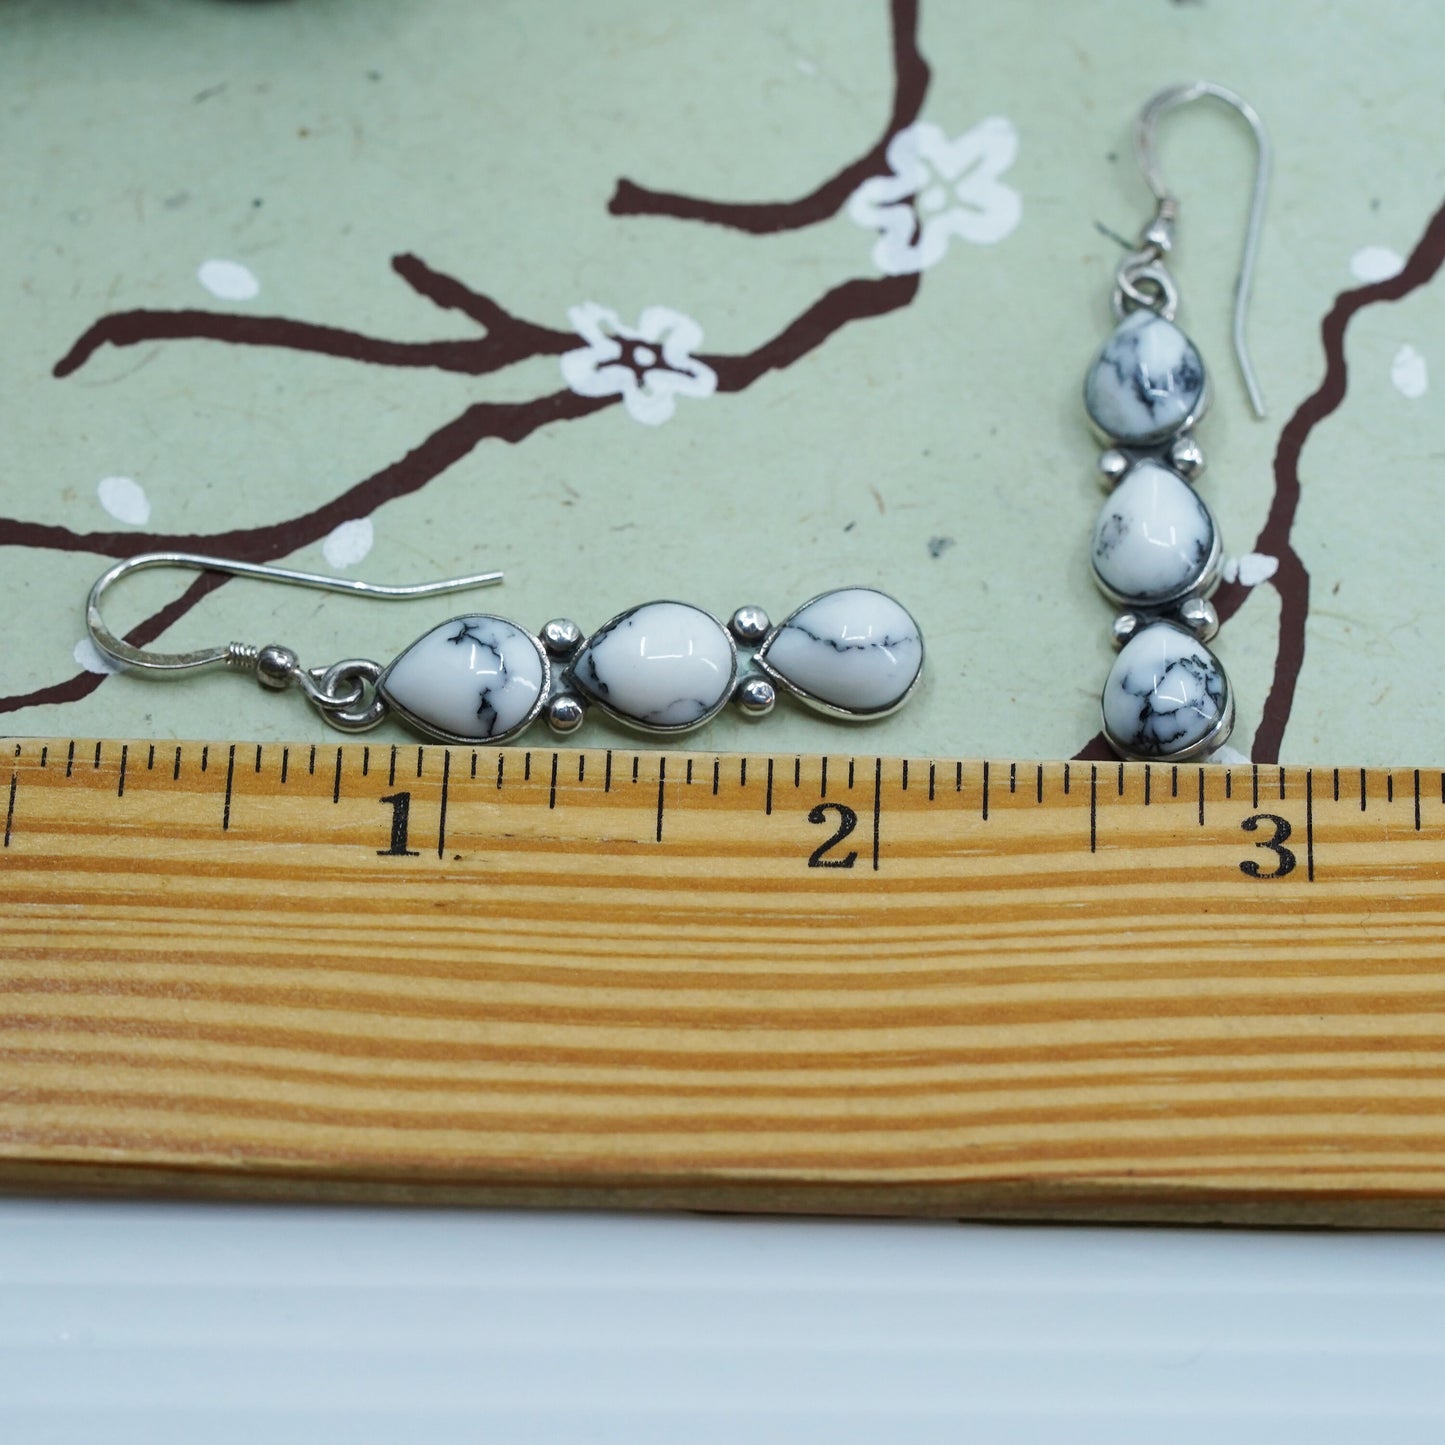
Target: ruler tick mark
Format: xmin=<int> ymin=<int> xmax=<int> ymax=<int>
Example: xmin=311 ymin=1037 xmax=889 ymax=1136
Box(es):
xmin=605 ymin=750 xmax=614 ymax=793
xmin=684 ymin=759 xmax=691 ymax=786
xmin=1414 ymin=769 xmax=1421 ymax=831
xmin=438 ymin=750 xmax=452 ymax=857
xmin=117 ymin=745 xmax=129 ymax=799
xmin=497 ymin=753 xmax=505 ymax=791
xmin=201 ymin=746 xmax=209 ymax=774
xmin=1224 ymin=768 xmax=1231 ymax=801
xmin=1089 ymin=765 xmax=1098 ymax=854
xmin=39 ymin=746 xmax=49 ymax=770
xmin=765 ymin=759 xmax=774 ymax=816
xmin=308 ymin=745 xmax=316 ymax=777
xmin=93 ymin=742 xmax=102 ymax=770
xmin=581 ymin=755 xmax=588 ymax=785
xmin=548 ymin=753 xmax=558 ymax=810
xmin=851 ymin=758 xmax=858 ymax=791
xmin=1115 ymin=761 xmax=1123 ymax=797
xmin=1197 ymin=767 xmax=1205 ymax=827
xmin=820 ymin=757 xmax=828 ymax=799
xmin=470 ymin=751 xmax=478 ymax=780
xmin=1012 ymin=762 xmax=1019 ymax=796
xmin=1387 ymin=773 xmax=1394 ymax=804
xmin=146 ymin=745 xmax=154 ymax=772
xmin=902 ymin=760 xmax=909 ymax=793
xmin=871 ymin=757 xmax=882 ymax=872
xmin=222 ymin=744 xmax=236 ymax=830
xmin=1360 ymin=767 xmax=1367 ymax=811
xmin=632 ymin=756 xmax=640 ymax=785
xmin=1306 ymin=769 xmax=1316 ymax=882
xmin=1035 ymin=764 xmax=1043 ymax=805
xmin=1145 ymin=765 xmax=1152 ymax=806
xmin=3 ymin=766 xmax=16 ymax=849
xmin=524 ymin=752 xmax=532 ymax=783
xmin=332 ymin=748 xmax=343 ymax=804
xmin=711 ymin=758 xmax=718 ymax=795
xmin=66 ymin=741 xmax=75 ymax=778
xmin=982 ymin=762 xmax=989 ymax=820
xmin=1063 ymin=763 xmax=1070 ymax=796
xmin=794 ymin=757 xmax=801 ymax=789
xmin=281 ymin=748 xmax=289 ymax=785
xmin=929 ymin=762 xmax=936 ymax=802
xmin=415 ymin=747 xmax=424 ymax=780
xmin=1170 ymin=765 xmax=1178 ymax=798
xmin=1279 ymin=768 xmax=1288 ymax=801
xmin=655 ymin=758 xmax=667 ymax=843
xmin=255 ymin=744 xmax=263 ymax=775
xmin=173 ymin=746 xmax=181 ymax=782
xmin=1332 ymin=768 xmax=1340 ymax=802
xmin=955 ymin=761 xmax=962 ymax=794
xmin=1252 ymin=768 xmax=1260 ymax=810
xmin=388 ymin=747 xmax=397 ymax=787
xmin=739 ymin=759 xmax=746 ymax=788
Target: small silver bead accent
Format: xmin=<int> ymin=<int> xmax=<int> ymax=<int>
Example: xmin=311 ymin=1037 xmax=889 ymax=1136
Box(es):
xmin=734 ymin=675 xmax=776 ymax=716
xmin=1169 ymin=435 xmax=1206 ymax=480
xmin=540 ymin=618 xmax=584 ymax=657
xmin=1177 ymin=596 xmax=1220 ymax=641
xmin=1111 ymin=612 xmax=1141 ymax=649
xmin=255 ymin=643 xmax=299 ymax=690
xmin=1097 ymin=448 xmax=1131 ymax=489
xmin=729 ymin=606 xmax=772 ymax=644
xmin=546 ymin=693 xmax=586 ymax=734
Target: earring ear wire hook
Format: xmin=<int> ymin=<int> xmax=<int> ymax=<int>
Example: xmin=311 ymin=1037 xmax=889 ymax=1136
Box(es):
xmin=87 ymin=550 xmax=504 ymax=674
xmin=1130 ymin=80 xmax=1271 ymax=419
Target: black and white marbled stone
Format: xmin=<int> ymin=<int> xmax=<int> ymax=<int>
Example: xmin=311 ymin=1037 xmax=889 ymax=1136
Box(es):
xmin=755 ymin=587 xmax=923 ymax=717
xmin=570 ymin=601 xmax=736 ymax=731
xmin=379 ymin=614 xmax=548 ymax=744
xmin=1084 ymin=310 xmax=1207 ymax=446
xmin=1101 ymin=621 xmax=1232 ymax=761
xmin=1091 ymin=460 xmax=1218 ymax=607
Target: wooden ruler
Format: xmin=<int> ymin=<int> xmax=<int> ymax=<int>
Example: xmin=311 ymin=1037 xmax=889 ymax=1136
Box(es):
xmin=2 ymin=735 xmax=1444 ymax=1227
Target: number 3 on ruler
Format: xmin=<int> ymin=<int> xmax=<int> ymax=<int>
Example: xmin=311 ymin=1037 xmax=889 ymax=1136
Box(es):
xmin=1239 ymin=812 xmax=1296 ymax=880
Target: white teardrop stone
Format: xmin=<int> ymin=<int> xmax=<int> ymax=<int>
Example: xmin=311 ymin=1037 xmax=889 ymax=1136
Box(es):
xmin=380 ymin=615 xmax=546 ymax=743
xmin=758 ymin=588 xmax=922 ymax=716
xmin=1102 ymin=621 xmax=1231 ymax=760
xmin=1084 ymin=310 xmax=1206 ymax=445
xmin=572 ymin=601 xmax=735 ymax=730
xmin=1091 ymin=461 xmax=1216 ymax=606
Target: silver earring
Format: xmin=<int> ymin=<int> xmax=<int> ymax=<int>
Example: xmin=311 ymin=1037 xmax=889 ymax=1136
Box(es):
xmin=87 ymin=553 xmax=924 ymax=744
xmin=1085 ymin=82 xmax=1271 ymax=762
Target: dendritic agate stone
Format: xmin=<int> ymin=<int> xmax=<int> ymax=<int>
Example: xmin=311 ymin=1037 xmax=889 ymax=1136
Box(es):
xmin=379 ymin=615 xmax=547 ymax=743
xmin=1084 ymin=310 xmax=1206 ymax=445
xmin=1091 ymin=460 xmax=1217 ymax=607
xmin=1102 ymin=621 xmax=1232 ymax=760
xmin=571 ymin=601 xmax=736 ymax=730
xmin=756 ymin=587 xmax=923 ymax=717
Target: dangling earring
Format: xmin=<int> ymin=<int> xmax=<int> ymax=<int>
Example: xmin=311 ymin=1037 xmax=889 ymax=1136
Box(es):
xmin=85 ymin=552 xmax=924 ymax=744
xmin=1084 ymin=81 xmax=1271 ymax=761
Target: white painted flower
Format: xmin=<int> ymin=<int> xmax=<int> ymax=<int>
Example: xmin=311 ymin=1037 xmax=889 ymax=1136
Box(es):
xmin=559 ymin=303 xmax=718 ymax=426
xmin=1222 ymin=552 xmax=1279 ymax=587
xmin=1391 ymin=343 xmax=1428 ymax=399
xmin=322 ymin=517 xmax=374 ymax=569
xmin=96 ymin=475 xmax=150 ymax=526
xmin=847 ymin=117 xmax=1022 ymax=275
xmin=197 ymin=258 xmax=260 ymax=301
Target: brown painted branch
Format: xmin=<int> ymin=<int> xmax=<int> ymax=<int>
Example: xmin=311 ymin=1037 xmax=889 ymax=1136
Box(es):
xmin=608 ymin=0 xmax=928 ymax=234
xmin=54 ymin=255 xmax=575 ymax=381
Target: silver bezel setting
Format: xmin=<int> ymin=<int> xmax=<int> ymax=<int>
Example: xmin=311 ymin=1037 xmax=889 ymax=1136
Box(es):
xmin=752 ymin=586 xmax=925 ymax=721
xmin=565 ymin=599 xmax=739 ymax=735
xmin=1099 ymin=623 xmax=1236 ymax=763
xmin=1090 ymin=490 xmax=1224 ymax=612
xmin=377 ymin=614 xmax=552 ymax=746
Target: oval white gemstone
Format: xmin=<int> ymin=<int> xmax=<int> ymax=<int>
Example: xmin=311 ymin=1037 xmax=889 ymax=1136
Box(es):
xmin=572 ymin=601 xmax=735 ymax=730
xmin=757 ymin=587 xmax=922 ymax=716
xmin=380 ymin=615 xmax=546 ymax=743
xmin=1091 ymin=461 xmax=1215 ymax=606
xmin=1084 ymin=310 xmax=1206 ymax=445
xmin=1102 ymin=621 xmax=1231 ymax=760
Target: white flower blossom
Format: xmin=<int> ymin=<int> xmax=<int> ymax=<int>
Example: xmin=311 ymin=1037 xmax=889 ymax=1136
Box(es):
xmin=560 ymin=303 xmax=718 ymax=425
xmin=847 ymin=117 xmax=1022 ymax=275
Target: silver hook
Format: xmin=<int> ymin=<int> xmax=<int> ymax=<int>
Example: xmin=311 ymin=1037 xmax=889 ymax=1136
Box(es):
xmin=1128 ymin=80 xmax=1271 ymax=419
xmin=87 ymin=551 xmax=504 ymax=730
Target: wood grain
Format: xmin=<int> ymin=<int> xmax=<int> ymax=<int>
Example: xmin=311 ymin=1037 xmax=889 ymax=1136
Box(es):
xmin=2 ymin=737 xmax=1444 ymax=1226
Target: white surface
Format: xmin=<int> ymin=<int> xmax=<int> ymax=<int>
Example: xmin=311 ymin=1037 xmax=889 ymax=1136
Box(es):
xmin=1 ymin=1204 xmax=1443 ymax=1442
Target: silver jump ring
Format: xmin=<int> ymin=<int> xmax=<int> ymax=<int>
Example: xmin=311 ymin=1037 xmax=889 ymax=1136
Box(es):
xmin=1112 ymin=261 xmax=1179 ymax=321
